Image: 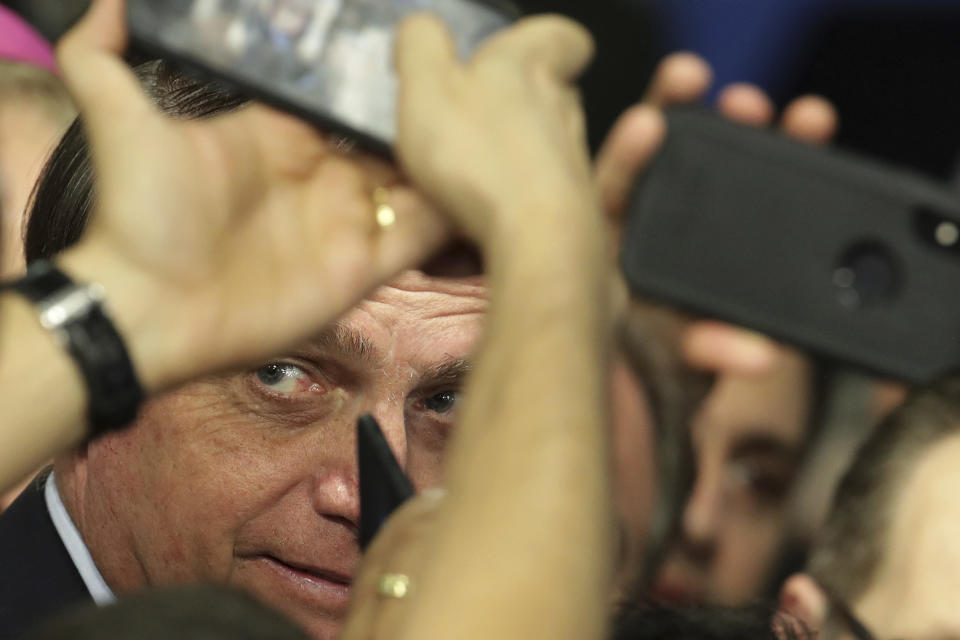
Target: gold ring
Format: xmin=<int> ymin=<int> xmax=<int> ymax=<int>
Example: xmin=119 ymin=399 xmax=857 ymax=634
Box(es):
xmin=373 ymin=187 xmax=397 ymax=229
xmin=377 ymin=573 xmax=412 ymax=598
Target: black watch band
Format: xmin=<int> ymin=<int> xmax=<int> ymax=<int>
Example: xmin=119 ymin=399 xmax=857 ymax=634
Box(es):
xmin=8 ymin=260 xmax=144 ymax=436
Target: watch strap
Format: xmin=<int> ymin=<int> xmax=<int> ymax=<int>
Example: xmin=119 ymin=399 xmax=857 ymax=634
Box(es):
xmin=7 ymin=260 xmax=144 ymax=436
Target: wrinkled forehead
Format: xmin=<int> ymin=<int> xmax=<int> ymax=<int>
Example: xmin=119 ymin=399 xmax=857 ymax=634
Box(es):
xmin=336 ymin=270 xmax=489 ymax=360
xmin=368 ymin=269 xmax=488 ymax=313
xmin=857 ymin=434 xmax=960 ymax=637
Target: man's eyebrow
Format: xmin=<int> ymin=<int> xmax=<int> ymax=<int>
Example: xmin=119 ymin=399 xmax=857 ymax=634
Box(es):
xmin=310 ymin=322 xmax=383 ymax=366
xmin=419 ymin=358 xmax=473 ymax=388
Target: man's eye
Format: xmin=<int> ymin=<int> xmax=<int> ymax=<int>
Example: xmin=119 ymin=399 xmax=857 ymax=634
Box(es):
xmin=424 ymin=391 xmax=458 ymax=415
xmin=254 ymin=363 xmax=310 ymax=394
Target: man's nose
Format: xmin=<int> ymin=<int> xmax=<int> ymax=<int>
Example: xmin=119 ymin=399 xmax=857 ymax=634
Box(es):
xmin=367 ymin=402 xmax=410 ymax=470
xmin=310 ymin=402 xmax=409 ymax=532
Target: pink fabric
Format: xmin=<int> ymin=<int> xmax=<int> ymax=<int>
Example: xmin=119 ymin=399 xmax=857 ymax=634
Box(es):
xmin=0 ymin=5 xmax=57 ymax=74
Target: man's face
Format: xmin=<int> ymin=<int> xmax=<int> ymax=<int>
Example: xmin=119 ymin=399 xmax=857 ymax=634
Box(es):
xmin=654 ymin=346 xmax=812 ymax=606
xmin=63 ymin=271 xmax=486 ymax=640
xmin=847 ymin=434 xmax=960 ymax=639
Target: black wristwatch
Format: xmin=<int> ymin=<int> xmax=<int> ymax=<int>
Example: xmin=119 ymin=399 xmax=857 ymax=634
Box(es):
xmin=7 ymin=260 xmax=144 ymax=436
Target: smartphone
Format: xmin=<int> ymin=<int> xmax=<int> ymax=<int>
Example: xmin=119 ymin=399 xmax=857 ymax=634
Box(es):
xmin=621 ymin=107 xmax=960 ymax=384
xmin=357 ymin=414 xmax=415 ymax=550
xmin=127 ymin=0 xmax=518 ymax=155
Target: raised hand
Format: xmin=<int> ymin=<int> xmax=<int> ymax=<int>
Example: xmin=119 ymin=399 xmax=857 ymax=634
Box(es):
xmin=595 ymin=52 xmax=839 ymax=375
xmin=55 ymin=0 xmax=452 ymax=392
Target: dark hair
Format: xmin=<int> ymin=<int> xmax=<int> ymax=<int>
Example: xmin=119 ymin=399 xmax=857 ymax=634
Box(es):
xmin=22 ymin=585 xmax=308 ymax=640
xmin=611 ymin=599 xmax=812 ymax=640
xmin=24 ymin=60 xmax=247 ymax=263
xmin=807 ymin=375 xmax=960 ymax=604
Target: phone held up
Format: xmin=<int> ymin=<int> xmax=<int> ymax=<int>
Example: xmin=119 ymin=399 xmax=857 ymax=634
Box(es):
xmin=127 ymin=0 xmax=518 ymax=156
xmin=622 ymin=107 xmax=960 ymax=384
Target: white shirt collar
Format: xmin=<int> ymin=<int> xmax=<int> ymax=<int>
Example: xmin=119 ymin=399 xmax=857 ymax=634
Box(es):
xmin=44 ymin=472 xmax=116 ymax=606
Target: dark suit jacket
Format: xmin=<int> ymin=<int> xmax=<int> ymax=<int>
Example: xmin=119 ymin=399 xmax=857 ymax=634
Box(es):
xmin=0 ymin=475 xmax=92 ymax=639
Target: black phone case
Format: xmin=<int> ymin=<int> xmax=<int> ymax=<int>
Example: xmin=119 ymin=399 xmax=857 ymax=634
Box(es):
xmin=357 ymin=414 xmax=415 ymax=550
xmin=621 ymin=108 xmax=960 ymax=384
xmin=126 ymin=0 xmax=520 ymax=158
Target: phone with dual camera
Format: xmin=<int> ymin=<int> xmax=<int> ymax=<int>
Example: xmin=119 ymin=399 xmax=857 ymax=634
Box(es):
xmin=127 ymin=0 xmax=519 ymax=156
xmin=621 ymin=107 xmax=960 ymax=384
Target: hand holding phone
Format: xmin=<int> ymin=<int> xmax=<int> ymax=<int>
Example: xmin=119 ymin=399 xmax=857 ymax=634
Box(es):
xmin=128 ymin=0 xmax=518 ymax=155
xmin=621 ymin=107 xmax=960 ymax=383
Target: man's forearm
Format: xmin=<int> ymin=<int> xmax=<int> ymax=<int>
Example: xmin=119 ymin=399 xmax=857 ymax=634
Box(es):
xmin=399 ymin=201 xmax=614 ymax=640
xmin=0 ymin=292 xmax=87 ymax=491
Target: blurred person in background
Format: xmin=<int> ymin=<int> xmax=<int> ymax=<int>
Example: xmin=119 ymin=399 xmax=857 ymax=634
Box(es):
xmin=653 ymin=344 xmax=824 ymax=606
xmin=610 ymin=600 xmax=810 ymax=640
xmin=780 ymin=376 xmax=960 ymax=639
xmin=0 ymin=4 xmax=75 ymax=513
xmin=0 ymin=5 xmax=74 ymax=279
xmin=600 ymin=51 xmax=839 ymax=607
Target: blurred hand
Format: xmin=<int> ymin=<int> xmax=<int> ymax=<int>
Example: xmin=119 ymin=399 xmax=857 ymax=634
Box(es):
xmin=395 ymin=14 xmax=600 ymax=248
xmin=55 ymin=0 xmax=451 ymax=392
xmin=594 ymin=52 xmax=839 ymax=375
xmin=339 ymin=492 xmax=444 ymax=640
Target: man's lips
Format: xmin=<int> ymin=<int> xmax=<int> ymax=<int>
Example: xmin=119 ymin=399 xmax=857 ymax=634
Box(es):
xmin=242 ymin=554 xmax=354 ymax=614
xmin=265 ymin=555 xmax=353 ymax=587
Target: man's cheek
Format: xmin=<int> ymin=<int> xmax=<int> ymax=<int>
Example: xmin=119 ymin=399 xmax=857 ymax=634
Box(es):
xmin=126 ymin=391 xmax=297 ymax=535
xmin=406 ymin=445 xmax=447 ymax=490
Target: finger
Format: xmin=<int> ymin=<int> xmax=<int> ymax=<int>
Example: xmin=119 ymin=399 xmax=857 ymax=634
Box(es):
xmin=394 ymin=14 xmax=459 ymax=159
xmin=779 ymin=95 xmax=839 ymax=145
xmin=681 ymin=321 xmax=779 ymax=375
xmin=342 ymin=492 xmax=445 ymax=640
xmin=642 ymin=52 xmax=713 ymax=107
xmin=594 ymin=104 xmax=666 ymax=221
xmin=370 ymin=185 xmax=453 ymax=276
xmin=56 ymin=0 xmax=156 ymax=145
xmin=477 ymin=14 xmax=595 ymax=81
xmin=396 ymin=13 xmax=459 ymax=91
xmin=716 ymin=83 xmax=776 ymax=127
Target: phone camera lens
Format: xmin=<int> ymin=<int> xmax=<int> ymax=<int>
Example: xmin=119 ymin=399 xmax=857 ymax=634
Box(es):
xmin=934 ymin=220 xmax=960 ymax=247
xmin=914 ymin=207 xmax=960 ymax=254
xmin=834 ymin=241 xmax=900 ymax=310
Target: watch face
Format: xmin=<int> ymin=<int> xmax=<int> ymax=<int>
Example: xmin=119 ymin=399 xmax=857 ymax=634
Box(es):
xmin=130 ymin=0 xmax=517 ymax=147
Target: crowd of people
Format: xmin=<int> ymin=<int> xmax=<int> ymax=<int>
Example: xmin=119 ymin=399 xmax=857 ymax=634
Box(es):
xmin=0 ymin=0 xmax=955 ymax=639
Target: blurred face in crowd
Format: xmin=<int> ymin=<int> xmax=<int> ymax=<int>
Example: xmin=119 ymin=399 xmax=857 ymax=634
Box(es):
xmin=57 ymin=271 xmax=487 ymax=640
xmin=654 ymin=346 xmax=813 ymax=606
xmin=833 ymin=434 xmax=960 ymax=639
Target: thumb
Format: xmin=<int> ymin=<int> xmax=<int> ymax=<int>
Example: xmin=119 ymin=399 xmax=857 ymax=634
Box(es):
xmin=56 ymin=0 xmax=157 ymax=147
xmin=479 ymin=15 xmax=594 ymax=82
